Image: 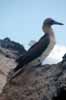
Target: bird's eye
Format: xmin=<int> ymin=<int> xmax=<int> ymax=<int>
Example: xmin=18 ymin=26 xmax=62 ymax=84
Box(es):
xmin=49 ymin=20 xmax=54 ymax=25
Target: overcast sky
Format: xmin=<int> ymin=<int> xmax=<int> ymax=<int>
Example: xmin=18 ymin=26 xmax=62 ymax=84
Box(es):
xmin=0 ymin=0 xmax=66 ymax=49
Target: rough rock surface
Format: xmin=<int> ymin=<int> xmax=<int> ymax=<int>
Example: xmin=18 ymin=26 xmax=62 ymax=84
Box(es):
xmin=0 ymin=37 xmax=66 ymax=100
xmin=0 ymin=37 xmax=26 ymax=94
xmin=0 ymin=37 xmax=26 ymax=58
xmin=0 ymin=59 xmax=66 ymax=100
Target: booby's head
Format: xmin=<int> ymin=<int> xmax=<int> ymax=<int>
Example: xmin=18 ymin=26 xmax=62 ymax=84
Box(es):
xmin=43 ymin=18 xmax=64 ymax=26
xmin=42 ymin=18 xmax=64 ymax=33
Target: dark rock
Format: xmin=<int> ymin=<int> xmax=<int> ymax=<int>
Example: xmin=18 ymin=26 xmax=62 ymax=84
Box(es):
xmin=61 ymin=53 xmax=66 ymax=64
xmin=52 ymin=86 xmax=66 ymax=100
xmin=63 ymin=53 xmax=66 ymax=60
xmin=0 ymin=37 xmax=27 ymax=60
xmin=0 ymin=37 xmax=26 ymax=56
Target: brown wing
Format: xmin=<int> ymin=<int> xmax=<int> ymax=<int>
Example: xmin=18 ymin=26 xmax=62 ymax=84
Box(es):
xmin=17 ymin=34 xmax=50 ymax=65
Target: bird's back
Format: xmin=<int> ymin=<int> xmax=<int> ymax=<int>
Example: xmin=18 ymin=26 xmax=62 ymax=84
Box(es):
xmin=16 ymin=34 xmax=50 ymax=66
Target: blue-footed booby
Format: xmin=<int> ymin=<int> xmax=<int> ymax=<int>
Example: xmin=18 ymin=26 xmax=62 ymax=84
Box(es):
xmin=9 ymin=18 xmax=63 ymax=80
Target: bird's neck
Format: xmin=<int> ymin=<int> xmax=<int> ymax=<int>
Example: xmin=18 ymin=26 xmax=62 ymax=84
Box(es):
xmin=43 ymin=26 xmax=55 ymax=39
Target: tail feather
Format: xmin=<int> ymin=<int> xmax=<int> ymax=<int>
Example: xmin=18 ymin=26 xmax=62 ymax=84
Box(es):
xmin=10 ymin=67 xmax=25 ymax=80
xmin=16 ymin=55 xmax=24 ymax=63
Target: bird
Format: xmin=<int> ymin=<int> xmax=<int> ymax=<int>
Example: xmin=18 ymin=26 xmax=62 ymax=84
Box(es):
xmin=9 ymin=18 xmax=64 ymax=80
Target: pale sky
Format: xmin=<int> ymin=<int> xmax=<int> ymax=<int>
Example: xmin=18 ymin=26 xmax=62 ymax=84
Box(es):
xmin=0 ymin=0 xmax=66 ymax=49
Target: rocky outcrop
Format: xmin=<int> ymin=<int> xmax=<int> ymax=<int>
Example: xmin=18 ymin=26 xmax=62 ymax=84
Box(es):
xmin=0 ymin=54 xmax=66 ymax=100
xmin=0 ymin=38 xmax=66 ymax=100
xmin=0 ymin=37 xmax=26 ymax=58
xmin=0 ymin=38 xmax=26 ymax=94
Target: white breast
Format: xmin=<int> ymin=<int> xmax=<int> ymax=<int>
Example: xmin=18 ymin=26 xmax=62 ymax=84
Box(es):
xmin=40 ymin=37 xmax=56 ymax=63
xmin=28 ymin=37 xmax=56 ymax=66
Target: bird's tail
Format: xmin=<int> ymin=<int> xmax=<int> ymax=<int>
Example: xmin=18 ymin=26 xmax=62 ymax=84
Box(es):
xmin=9 ymin=66 xmax=25 ymax=81
xmin=16 ymin=55 xmax=24 ymax=63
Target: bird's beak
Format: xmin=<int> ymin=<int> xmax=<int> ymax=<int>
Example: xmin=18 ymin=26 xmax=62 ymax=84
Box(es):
xmin=54 ymin=21 xmax=64 ymax=25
